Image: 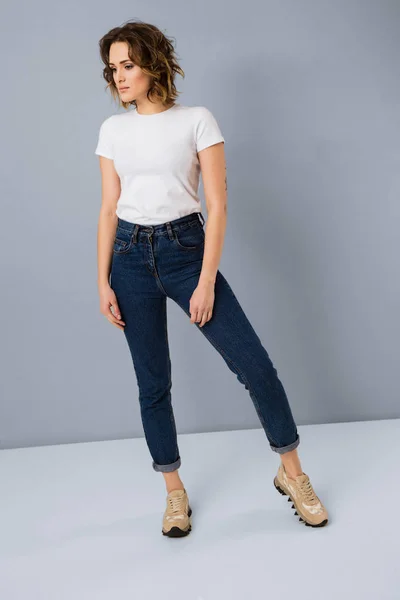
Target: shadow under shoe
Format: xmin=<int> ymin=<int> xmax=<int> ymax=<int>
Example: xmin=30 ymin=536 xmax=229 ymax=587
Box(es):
xmin=162 ymin=488 xmax=192 ymax=538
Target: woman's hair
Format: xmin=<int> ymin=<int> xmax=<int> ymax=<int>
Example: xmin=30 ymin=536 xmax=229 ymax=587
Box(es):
xmin=98 ymin=19 xmax=185 ymax=110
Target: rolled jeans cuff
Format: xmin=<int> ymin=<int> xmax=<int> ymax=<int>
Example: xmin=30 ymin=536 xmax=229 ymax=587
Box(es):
xmin=152 ymin=456 xmax=181 ymax=473
xmin=269 ymin=433 xmax=300 ymax=455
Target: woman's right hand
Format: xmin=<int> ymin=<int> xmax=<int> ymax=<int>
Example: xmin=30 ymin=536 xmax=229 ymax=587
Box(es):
xmin=99 ymin=284 xmax=126 ymax=331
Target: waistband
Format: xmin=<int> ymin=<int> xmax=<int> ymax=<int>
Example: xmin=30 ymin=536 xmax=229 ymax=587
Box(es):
xmin=117 ymin=211 xmax=205 ymax=234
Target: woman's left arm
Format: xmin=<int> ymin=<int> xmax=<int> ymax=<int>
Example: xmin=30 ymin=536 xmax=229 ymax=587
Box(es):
xmin=189 ymin=141 xmax=227 ymax=327
xmin=198 ymin=141 xmax=227 ymax=286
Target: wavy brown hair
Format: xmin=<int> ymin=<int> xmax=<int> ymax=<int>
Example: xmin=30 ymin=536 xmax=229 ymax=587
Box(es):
xmin=98 ymin=19 xmax=185 ymax=110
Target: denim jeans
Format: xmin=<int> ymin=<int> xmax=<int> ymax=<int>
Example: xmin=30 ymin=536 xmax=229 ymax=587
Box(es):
xmin=110 ymin=211 xmax=300 ymax=472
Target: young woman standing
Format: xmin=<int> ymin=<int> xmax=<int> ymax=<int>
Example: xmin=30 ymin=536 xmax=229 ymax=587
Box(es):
xmin=95 ymin=20 xmax=328 ymax=537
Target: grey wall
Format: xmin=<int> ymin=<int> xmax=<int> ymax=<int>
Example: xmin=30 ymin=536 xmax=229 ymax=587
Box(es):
xmin=1 ymin=1 xmax=399 ymax=449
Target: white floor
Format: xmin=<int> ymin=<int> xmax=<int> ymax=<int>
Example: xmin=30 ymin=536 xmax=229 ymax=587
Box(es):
xmin=1 ymin=419 xmax=399 ymax=600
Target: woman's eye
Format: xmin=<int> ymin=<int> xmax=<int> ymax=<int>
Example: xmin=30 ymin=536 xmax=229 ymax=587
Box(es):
xmin=111 ymin=65 xmax=133 ymax=72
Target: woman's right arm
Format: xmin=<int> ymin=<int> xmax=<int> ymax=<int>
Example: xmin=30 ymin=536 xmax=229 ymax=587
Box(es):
xmin=97 ymin=156 xmax=126 ymax=331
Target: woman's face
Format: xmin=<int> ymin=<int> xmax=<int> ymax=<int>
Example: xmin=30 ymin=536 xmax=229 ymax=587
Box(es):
xmin=108 ymin=41 xmax=151 ymax=104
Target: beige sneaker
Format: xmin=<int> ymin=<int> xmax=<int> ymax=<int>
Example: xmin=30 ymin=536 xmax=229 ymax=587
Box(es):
xmin=274 ymin=463 xmax=329 ymax=527
xmin=162 ymin=488 xmax=192 ymax=537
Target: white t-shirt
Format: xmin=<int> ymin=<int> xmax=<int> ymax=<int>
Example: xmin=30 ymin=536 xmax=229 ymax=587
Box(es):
xmin=94 ymin=103 xmax=225 ymax=225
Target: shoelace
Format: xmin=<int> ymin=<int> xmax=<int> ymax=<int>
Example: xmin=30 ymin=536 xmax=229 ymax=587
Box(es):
xmin=167 ymin=495 xmax=186 ymax=516
xmin=298 ymin=478 xmax=318 ymax=504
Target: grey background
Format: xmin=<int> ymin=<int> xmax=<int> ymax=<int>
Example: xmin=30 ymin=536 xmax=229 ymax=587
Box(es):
xmin=1 ymin=0 xmax=399 ymax=450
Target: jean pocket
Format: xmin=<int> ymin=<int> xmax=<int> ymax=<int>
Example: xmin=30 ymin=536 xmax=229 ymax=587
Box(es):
xmin=173 ymin=223 xmax=205 ymax=251
xmin=113 ymin=229 xmax=132 ymax=254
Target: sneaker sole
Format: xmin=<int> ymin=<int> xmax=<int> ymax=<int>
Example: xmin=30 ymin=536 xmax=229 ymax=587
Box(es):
xmin=162 ymin=506 xmax=192 ymax=537
xmin=273 ymin=477 xmax=328 ymax=528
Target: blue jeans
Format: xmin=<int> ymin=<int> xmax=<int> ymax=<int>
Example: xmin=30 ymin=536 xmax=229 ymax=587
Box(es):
xmin=110 ymin=211 xmax=300 ymax=472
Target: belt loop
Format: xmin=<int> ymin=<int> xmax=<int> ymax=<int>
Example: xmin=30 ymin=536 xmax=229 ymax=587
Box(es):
xmin=198 ymin=212 xmax=205 ymax=226
xmin=133 ymin=224 xmax=139 ymax=243
xmin=166 ymin=221 xmax=174 ymax=240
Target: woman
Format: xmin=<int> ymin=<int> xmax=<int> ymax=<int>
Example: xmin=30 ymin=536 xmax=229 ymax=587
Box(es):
xmin=95 ymin=20 xmax=328 ymax=537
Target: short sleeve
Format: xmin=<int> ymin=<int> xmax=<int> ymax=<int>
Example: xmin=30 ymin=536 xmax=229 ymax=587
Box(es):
xmin=195 ymin=107 xmax=225 ymax=153
xmin=94 ymin=117 xmax=114 ymax=159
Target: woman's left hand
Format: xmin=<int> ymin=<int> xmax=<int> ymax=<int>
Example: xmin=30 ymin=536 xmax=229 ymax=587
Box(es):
xmin=189 ymin=281 xmax=215 ymax=327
